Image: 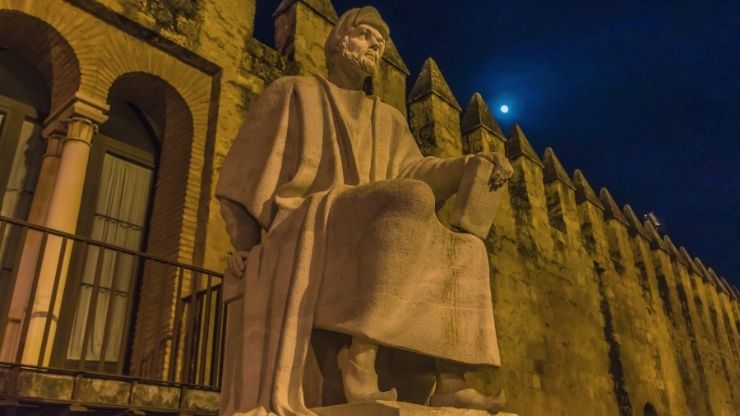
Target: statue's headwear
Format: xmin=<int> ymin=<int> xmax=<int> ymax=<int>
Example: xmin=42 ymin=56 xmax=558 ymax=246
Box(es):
xmin=324 ymin=6 xmax=389 ymax=70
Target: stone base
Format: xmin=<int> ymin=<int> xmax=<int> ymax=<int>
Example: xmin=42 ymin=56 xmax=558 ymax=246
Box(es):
xmin=313 ymin=400 xmax=518 ymax=416
xmin=0 ymin=365 xmax=219 ymax=414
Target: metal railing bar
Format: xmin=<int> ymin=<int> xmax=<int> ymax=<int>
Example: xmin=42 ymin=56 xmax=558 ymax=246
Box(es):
xmin=1 ymin=216 xmax=227 ymax=389
xmin=0 ymin=362 xmax=220 ymax=390
xmin=184 ymin=282 xmax=224 ymax=299
xmin=59 ymin=237 xmax=92 ymax=366
xmin=97 ymin=249 xmax=121 ymax=372
xmin=151 ymin=262 xmax=177 ymax=380
xmin=181 ymin=271 xmax=201 ymax=383
xmin=198 ymin=274 xmax=214 ymax=385
xmin=0 ymin=215 xmax=222 ymax=277
xmin=117 ymin=253 xmax=141 ymax=375
xmin=0 ymin=218 xmax=8 ymax=254
xmin=38 ymin=236 xmax=68 ymax=367
xmin=78 ymin=244 xmax=107 ymax=370
xmin=168 ymin=266 xmax=185 ymax=382
xmin=0 ymin=223 xmax=27 ymax=346
xmin=14 ymin=231 xmax=48 ymax=363
xmin=5 ymin=225 xmax=29 ymax=287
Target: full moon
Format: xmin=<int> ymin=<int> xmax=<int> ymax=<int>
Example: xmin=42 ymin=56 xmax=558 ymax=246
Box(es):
xmin=500 ymin=105 xmax=509 ymax=114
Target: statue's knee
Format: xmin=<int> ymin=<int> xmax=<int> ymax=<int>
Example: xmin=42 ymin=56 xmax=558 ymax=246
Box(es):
xmin=382 ymin=179 xmax=435 ymax=216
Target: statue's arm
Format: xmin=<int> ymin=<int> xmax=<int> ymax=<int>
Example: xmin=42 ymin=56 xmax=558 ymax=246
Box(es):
xmin=391 ymin=110 xmax=513 ymax=203
xmin=401 ymin=153 xmax=513 ymax=204
xmin=401 ymin=155 xmax=472 ymax=202
xmin=219 ymin=198 xmax=261 ymax=252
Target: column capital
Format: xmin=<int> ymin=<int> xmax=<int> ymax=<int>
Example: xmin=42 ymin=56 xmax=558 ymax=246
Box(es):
xmin=43 ymin=91 xmax=109 ymax=139
xmin=43 ymin=134 xmax=65 ymax=158
xmin=62 ymin=117 xmax=98 ymax=146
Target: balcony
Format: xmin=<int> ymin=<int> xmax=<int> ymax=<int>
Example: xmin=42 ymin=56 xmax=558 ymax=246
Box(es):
xmin=0 ymin=215 xmax=226 ymax=415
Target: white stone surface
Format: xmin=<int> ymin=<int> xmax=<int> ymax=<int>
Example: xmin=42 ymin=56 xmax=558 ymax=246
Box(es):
xmin=449 ymin=155 xmax=505 ymax=238
xmin=314 ymin=401 xmax=518 ymax=416
xmin=217 ymin=6 xmax=513 ymax=416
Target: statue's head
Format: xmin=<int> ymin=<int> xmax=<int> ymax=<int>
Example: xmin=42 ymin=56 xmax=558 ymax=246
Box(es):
xmin=325 ymin=6 xmax=389 ymax=78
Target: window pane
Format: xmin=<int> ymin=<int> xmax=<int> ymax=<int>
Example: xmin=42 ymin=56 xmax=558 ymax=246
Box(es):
xmin=1 ymin=119 xmax=43 ymax=219
xmin=68 ymin=153 xmax=154 ymax=363
xmin=0 ymin=119 xmax=43 ymax=276
xmin=66 ymin=285 xmax=91 ymax=360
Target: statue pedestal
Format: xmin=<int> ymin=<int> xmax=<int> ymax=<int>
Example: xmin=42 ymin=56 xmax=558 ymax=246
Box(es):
xmin=313 ymin=401 xmax=518 ymax=416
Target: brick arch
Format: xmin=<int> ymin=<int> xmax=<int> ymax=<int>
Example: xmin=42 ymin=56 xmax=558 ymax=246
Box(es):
xmin=78 ymin=8 xmax=214 ymax=267
xmin=0 ymin=4 xmax=214 ymax=260
xmin=0 ymin=9 xmax=80 ymax=118
xmin=107 ymin=72 xmax=197 ymax=378
xmin=90 ymin=28 xmax=212 ymax=124
xmin=107 ymin=72 xmax=194 ymax=260
xmin=0 ymin=0 xmax=216 ymax=379
xmin=108 ymin=72 xmax=192 ymax=144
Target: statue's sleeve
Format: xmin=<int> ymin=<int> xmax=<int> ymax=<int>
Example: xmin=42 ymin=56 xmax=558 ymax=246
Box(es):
xmin=215 ymin=77 xmax=299 ymax=230
xmin=219 ymin=198 xmax=261 ymax=252
xmin=390 ymin=113 xmax=472 ymax=202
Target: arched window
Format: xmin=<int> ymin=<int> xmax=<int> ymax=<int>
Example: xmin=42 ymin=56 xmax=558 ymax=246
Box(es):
xmin=55 ymin=97 xmax=159 ymax=371
xmin=0 ymin=48 xmax=49 ymax=328
xmin=0 ymin=49 xmax=47 ymax=221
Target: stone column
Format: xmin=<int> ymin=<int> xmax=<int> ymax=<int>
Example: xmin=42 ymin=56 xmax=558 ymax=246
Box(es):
xmin=28 ymin=134 xmax=65 ymax=224
xmin=21 ymin=115 xmax=101 ymax=366
xmin=0 ymin=134 xmax=63 ymax=362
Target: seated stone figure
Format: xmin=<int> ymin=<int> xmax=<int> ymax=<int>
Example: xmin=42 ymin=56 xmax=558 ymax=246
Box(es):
xmin=216 ymin=6 xmax=513 ymax=416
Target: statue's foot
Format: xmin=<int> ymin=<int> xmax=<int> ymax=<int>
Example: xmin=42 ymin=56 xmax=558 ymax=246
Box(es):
xmin=429 ymin=387 xmax=505 ymax=413
xmin=337 ymin=346 xmax=398 ymax=402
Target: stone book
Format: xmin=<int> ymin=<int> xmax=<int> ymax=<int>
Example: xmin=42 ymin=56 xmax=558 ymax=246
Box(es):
xmin=449 ymin=157 xmax=503 ymax=239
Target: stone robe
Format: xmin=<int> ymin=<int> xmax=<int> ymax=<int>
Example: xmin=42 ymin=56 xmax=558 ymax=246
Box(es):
xmin=216 ymin=75 xmax=500 ymax=416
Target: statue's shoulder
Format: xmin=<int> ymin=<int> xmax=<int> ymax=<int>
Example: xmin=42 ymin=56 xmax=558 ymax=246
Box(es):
xmin=375 ymin=98 xmax=409 ymax=127
xmin=264 ymin=75 xmax=323 ymax=94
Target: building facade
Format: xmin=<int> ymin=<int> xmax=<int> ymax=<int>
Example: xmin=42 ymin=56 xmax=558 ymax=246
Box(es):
xmin=0 ymin=0 xmax=737 ymax=415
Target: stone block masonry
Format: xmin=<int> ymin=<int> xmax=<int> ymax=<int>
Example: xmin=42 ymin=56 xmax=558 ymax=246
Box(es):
xmin=0 ymin=0 xmax=735 ymax=414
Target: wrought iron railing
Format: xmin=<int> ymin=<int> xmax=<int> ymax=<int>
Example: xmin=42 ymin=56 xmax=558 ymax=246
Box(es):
xmin=0 ymin=214 xmax=225 ymax=389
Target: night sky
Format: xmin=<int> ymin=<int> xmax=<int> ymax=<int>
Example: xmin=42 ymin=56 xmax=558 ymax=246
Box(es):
xmin=254 ymin=1 xmax=740 ymax=286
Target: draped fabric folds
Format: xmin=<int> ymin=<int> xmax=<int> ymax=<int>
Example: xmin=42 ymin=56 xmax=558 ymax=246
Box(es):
xmin=217 ymin=76 xmax=500 ymax=416
xmin=68 ymin=154 xmax=153 ymax=362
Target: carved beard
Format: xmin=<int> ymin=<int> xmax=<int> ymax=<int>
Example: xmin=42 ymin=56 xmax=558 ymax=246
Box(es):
xmin=341 ymin=46 xmax=379 ymax=75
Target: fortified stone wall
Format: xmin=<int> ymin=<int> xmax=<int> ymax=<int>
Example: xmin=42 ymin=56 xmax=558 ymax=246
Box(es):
xmin=4 ymin=0 xmax=735 ymax=414
xmin=93 ymin=0 xmax=411 ymax=273
xmin=403 ymin=53 xmax=740 ymax=416
xmin=69 ymin=0 xmax=409 ymax=379
xmin=240 ymin=2 xmax=738 ymax=415
xmin=138 ymin=0 xmax=737 ymax=413
xmin=64 ymin=0 xmax=288 ymax=378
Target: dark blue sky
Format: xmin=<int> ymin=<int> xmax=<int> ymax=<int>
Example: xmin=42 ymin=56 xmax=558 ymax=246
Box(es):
xmin=256 ymin=1 xmax=740 ymax=285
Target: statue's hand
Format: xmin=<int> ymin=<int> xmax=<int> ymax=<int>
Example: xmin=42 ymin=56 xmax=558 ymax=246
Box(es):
xmin=476 ymin=152 xmax=514 ymax=191
xmin=228 ymin=250 xmax=250 ymax=277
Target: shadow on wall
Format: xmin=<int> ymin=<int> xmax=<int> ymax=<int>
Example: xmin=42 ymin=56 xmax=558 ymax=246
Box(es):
xmin=644 ymin=403 xmax=658 ymax=416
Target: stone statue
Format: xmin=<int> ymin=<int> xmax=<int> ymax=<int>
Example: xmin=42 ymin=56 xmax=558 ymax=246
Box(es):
xmin=216 ymin=6 xmax=513 ymax=416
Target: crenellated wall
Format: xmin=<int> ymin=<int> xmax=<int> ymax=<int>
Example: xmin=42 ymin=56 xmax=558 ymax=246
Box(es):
xmin=18 ymin=0 xmax=735 ymax=413
xmin=402 ymin=56 xmax=739 ymax=415
xmin=199 ymin=1 xmax=739 ymax=413
xmin=82 ymin=0 xmax=740 ymax=413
